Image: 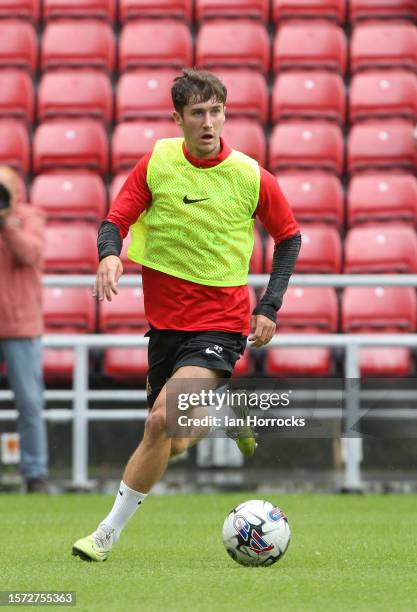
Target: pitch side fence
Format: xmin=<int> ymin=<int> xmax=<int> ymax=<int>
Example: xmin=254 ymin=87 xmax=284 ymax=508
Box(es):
xmin=1 ymin=274 xmax=417 ymax=491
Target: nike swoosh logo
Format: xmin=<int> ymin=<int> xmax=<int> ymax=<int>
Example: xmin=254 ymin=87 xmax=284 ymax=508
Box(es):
xmin=118 ymin=490 xmax=123 ymax=496
xmin=205 ymin=348 xmax=221 ymax=356
xmin=183 ymin=196 xmax=209 ymax=204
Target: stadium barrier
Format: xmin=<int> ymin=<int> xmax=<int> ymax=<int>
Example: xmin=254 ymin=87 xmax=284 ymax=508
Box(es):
xmin=1 ymin=275 xmax=417 ymax=491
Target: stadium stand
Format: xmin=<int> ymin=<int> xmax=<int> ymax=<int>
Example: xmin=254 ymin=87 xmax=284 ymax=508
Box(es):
xmin=99 ymin=287 xmax=148 ymax=382
xmin=214 ymin=70 xmax=269 ymax=124
xmin=350 ymin=0 xmax=417 ymax=22
xmin=42 ymin=0 xmax=116 ymax=20
xmin=0 ymin=70 xmax=34 ymax=123
xmin=272 ymin=71 xmax=346 ymax=124
xmin=44 ymin=223 xmax=98 ymax=273
xmin=42 ymin=287 xmax=96 ymax=381
xmin=109 ymin=172 xmax=128 ymax=202
xmin=196 ymin=0 xmax=270 ymax=22
xmin=119 ymin=0 xmax=193 ymax=22
xmin=344 ymin=225 xmax=417 ymax=273
xmin=269 ymin=121 xmax=344 ymax=175
xmin=112 ymin=120 xmax=180 ymax=173
xmin=272 ymin=0 xmax=346 ymax=23
xmin=273 ymin=21 xmax=347 ymax=73
xmin=348 ymin=121 xmax=417 ymax=174
xmin=119 ymin=20 xmax=193 ymax=71
xmin=116 ymin=70 xmax=178 ymax=122
xmin=38 ymin=70 xmax=113 ymax=124
xmin=222 ymin=120 xmax=266 ymax=166
xmin=196 ymin=20 xmax=270 ymax=73
xmin=266 ymin=287 xmax=339 ymax=376
xmin=31 ymin=173 xmax=107 ymax=222
xmin=0 ymin=0 xmax=40 ymax=21
xmin=0 ymin=120 xmax=30 ymax=175
xmin=33 ymin=120 xmax=109 ymax=174
xmin=277 ymin=172 xmax=344 ymax=228
xmin=0 ymin=19 xmax=37 ymax=72
xmin=342 ymin=287 xmax=417 ymax=376
xmin=350 ymin=22 xmax=417 ymax=73
xmin=266 ymin=225 xmax=342 ymax=273
xmin=347 ymin=174 xmax=417 ymax=227
xmin=41 ymin=19 xmax=116 ymax=72
xmin=349 ymin=71 xmax=417 ymax=123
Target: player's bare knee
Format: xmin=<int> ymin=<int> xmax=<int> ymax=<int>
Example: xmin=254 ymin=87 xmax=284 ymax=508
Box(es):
xmin=144 ymin=409 xmax=167 ymax=440
xmin=170 ymin=439 xmax=187 ymax=458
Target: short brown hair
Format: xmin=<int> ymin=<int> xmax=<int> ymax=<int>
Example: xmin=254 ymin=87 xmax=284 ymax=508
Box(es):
xmin=171 ymin=68 xmax=227 ymax=114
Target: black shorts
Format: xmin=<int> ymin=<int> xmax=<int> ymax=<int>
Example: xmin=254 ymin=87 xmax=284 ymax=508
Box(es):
xmin=146 ymin=328 xmax=247 ymax=409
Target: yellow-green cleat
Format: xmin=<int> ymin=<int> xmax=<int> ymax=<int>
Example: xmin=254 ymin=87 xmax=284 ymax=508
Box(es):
xmin=226 ymin=405 xmax=258 ymax=457
xmin=72 ymin=523 xmax=116 ymax=562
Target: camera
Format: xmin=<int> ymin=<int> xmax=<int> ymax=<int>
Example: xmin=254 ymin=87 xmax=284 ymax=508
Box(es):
xmin=0 ymin=183 xmax=11 ymax=211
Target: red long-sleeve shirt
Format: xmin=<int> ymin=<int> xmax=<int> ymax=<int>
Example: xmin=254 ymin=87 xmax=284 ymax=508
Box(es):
xmin=107 ymin=139 xmax=299 ymax=334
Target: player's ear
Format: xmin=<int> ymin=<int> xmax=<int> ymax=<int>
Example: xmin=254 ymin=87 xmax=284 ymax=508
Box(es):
xmin=173 ymin=111 xmax=182 ymax=127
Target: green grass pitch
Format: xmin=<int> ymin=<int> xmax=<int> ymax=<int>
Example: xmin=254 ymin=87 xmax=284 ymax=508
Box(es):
xmin=2 ymin=493 xmax=417 ymax=611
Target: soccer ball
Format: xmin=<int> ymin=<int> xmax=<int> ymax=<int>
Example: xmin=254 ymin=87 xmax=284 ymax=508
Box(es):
xmin=222 ymin=499 xmax=291 ymax=567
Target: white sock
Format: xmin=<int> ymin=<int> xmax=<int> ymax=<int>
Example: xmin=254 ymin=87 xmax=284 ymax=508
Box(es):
xmin=99 ymin=481 xmax=147 ymax=540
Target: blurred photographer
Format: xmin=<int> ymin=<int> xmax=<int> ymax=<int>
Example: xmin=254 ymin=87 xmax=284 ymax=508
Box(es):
xmin=0 ymin=166 xmax=48 ymax=493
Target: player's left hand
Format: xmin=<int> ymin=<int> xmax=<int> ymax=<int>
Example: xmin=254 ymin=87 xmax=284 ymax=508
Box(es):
xmin=248 ymin=314 xmax=276 ymax=348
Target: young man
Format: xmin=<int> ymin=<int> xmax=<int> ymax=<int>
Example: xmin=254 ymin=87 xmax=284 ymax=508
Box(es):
xmin=0 ymin=166 xmax=48 ymax=493
xmin=72 ymin=69 xmax=301 ymax=562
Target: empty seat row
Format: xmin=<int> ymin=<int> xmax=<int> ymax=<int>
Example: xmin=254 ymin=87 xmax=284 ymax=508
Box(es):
xmin=2 ymin=118 xmax=416 ymax=177
xmin=4 ymin=68 xmax=417 ymax=128
xmin=1 ymin=19 xmax=417 ymax=75
xmin=39 ymin=222 xmax=417 ymax=275
xmin=3 ymin=0 xmax=416 ymax=25
xmin=41 ymin=284 xmax=417 ymax=380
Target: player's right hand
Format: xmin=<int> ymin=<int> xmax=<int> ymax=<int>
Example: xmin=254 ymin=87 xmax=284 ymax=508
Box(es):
xmin=93 ymin=255 xmax=123 ymax=302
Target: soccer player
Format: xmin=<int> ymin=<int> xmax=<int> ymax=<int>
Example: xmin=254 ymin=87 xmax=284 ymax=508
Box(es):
xmin=72 ymin=69 xmax=301 ymax=562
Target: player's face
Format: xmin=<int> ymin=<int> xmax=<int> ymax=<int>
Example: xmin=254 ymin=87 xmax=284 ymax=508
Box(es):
xmin=173 ymin=98 xmax=225 ymax=159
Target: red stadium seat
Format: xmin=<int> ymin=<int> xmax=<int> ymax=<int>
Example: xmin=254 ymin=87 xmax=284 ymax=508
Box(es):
xmin=0 ymin=0 xmax=40 ymax=20
xmin=350 ymin=0 xmax=417 ymax=22
xmin=0 ymin=20 xmax=37 ymax=72
xmin=342 ymin=286 xmax=417 ymax=376
xmin=99 ymin=287 xmax=148 ymax=382
xmin=44 ymin=223 xmax=97 ymax=272
xmin=112 ymin=120 xmax=180 ymax=173
xmin=196 ymin=20 xmax=270 ymax=74
xmin=119 ymin=20 xmax=192 ymax=71
xmin=266 ymin=224 xmax=342 ymax=273
xmin=43 ymin=287 xmax=97 ymax=381
xmin=222 ymin=119 xmax=266 ymax=166
xmin=196 ymin=0 xmax=269 ymax=22
xmin=44 ymin=287 xmax=96 ymax=331
xmin=31 ymin=173 xmax=106 ymax=221
xmin=33 ymin=120 xmax=108 ymax=174
xmin=351 ymin=23 xmax=417 ymax=73
xmin=350 ymin=71 xmax=417 ymax=123
xmin=277 ymin=172 xmax=344 ymax=228
xmin=347 ymin=174 xmax=417 ymax=227
xmin=43 ymin=0 xmax=116 ymax=20
xmin=119 ymin=0 xmax=192 ymax=22
xmin=272 ymin=71 xmax=345 ymax=124
xmin=266 ymin=286 xmax=338 ymax=376
xmin=269 ymin=121 xmax=344 ymax=175
xmin=215 ymin=70 xmax=268 ymax=124
xmin=117 ymin=70 xmax=177 ymax=122
xmin=348 ymin=121 xmax=417 ymax=174
xmin=344 ymin=225 xmax=417 ymax=273
xmin=0 ymin=70 xmax=34 ymax=123
xmin=109 ymin=172 xmax=128 ymax=202
xmin=41 ymin=20 xmax=116 ymax=72
xmin=272 ymin=0 xmax=346 ymax=23
xmin=38 ymin=70 xmax=113 ymax=124
xmin=0 ymin=120 xmax=29 ymax=175
xmin=273 ymin=22 xmax=347 ymax=74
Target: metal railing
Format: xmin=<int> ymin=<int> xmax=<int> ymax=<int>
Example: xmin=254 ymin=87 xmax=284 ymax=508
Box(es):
xmin=1 ymin=274 xmax=417 ymax=490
